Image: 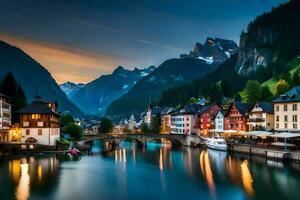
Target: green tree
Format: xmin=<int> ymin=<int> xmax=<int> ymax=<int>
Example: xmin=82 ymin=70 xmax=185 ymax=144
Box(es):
xmin=188 ymin=97 xmax=197 ymax=104
xmin=207 ymin=83 xmax=223 ymax=104
xmin=291 ymin=69 xmax=300 ymax=86
xmin=150 ymin=116 xmax=161 ymax=133
xmin=0 ymin=72 xmax=17 ymax=100
xmin=99 ymin=117 xmax=113 ymax=134
xmin=60 ymin=114 xmax=75 ymax=126
xmin=258 ymin=86 xmax=273 ymax=102
xmin=242 ymin=80 xmax=260 ymax=103
xmin=140 ymin=122 xmax=150 ymax=133
xmin=15 ymin=85 xmax=27 ymax=110
xmin=275 ymin=79 xmax=290 ymax=96
xmin=64 ymin=122 xmax=83 ymax=141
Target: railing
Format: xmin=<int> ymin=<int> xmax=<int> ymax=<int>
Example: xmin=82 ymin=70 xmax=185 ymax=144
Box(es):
xmin=248 ymin=118 xmax=265 ymax=122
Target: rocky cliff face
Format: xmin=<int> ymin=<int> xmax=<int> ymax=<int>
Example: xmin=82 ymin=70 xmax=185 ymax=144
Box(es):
xmin=236 ymin=27 xmax=276 ymax=75
xmin=235 ymin=0 xmax=300 ymax=76
xmin=180 ymin=37 xmax=238 ymax=64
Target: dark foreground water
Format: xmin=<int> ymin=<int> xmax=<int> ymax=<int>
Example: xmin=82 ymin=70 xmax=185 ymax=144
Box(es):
xmin=1 ymin=141 xmax=300 ymax=200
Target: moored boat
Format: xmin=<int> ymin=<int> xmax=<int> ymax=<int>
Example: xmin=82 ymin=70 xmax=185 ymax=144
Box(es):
xmin=204 ymin=136 xmax=227 ymax=151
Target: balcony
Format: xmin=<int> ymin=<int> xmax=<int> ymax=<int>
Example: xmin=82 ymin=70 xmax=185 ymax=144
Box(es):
xmin=248 ymin=118 xmax=265 ymax=123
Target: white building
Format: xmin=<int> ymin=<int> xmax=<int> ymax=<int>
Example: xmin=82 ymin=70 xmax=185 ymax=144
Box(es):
xmin=17 ymin=96 xmax=60 ymax=146
xmin=272 ymin=87 xmax=300 ymax=132
xmin=247 ymin=102 xmax=274 ymax=131
xmin=214 ymin=110 xmax=225 ymax=133
xmin=0 ymin=93 xmax=12 ymax=141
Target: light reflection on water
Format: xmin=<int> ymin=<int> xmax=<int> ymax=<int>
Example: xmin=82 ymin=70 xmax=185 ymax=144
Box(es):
xmin=0 ymin=141 xmax=300 ymax=200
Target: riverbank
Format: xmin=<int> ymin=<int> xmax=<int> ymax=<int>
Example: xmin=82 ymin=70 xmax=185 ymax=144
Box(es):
xmin=228 ymin=143 xmax=300 ymax=161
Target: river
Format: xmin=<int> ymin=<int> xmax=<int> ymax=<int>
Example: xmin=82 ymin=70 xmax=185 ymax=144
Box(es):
xmin=1 ymin=141 xmax=300 ymax=200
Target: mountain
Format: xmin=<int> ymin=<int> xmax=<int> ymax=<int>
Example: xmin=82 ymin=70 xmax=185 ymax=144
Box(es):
xmin=70 ymin=66 xmax=155 ymax=115
xmin=59 ymin=81 xmax=85 ymax=98
xmin=0 ymin=41 xmax=83 ymax=117
xmin=156 ymin=0 xmax=300 ymax=108
xmin=106 ymin=57 xmax=221 ymax=118
xmin=180 ymin=37 xmax=238 ymax=64
xmin=236 ymin=0 xmax=300 ymax=75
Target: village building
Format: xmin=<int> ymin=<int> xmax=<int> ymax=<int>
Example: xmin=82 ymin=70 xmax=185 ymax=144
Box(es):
xmin=170 ymin=104 xmax=202 ymax=135
xmin=224 ymin=102 xmax=253 ymax=135
xmin=247 ymin=102 xmax=274 ymax=131
xmin=198 ymin=103 xmax=222 ymax=136
xmin=160 ymin=107 xmax=175 ymax=134
xmin=272 ymin=86 xmax=300 ymax=132
xmin=214 ymin=110 xmax=226 ymax=134
xmin=0 ymin=93 xmax=12 ymax=142
xmin=16 ymin=96 xmax=60 ymax=146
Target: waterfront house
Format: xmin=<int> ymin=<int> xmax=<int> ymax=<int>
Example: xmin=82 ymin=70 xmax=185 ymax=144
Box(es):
xmin=0 ymin=93 xmax=12 ymax=142
xmin=214 ymin=110 xmax=227 ymax=134
xmin=272 ymin=86 xmax=300 ymax=132
xmin=247 ymin=102 xmax=274 ymax=131
xmin=170 ymin=104 xmax=202 ymax=135
xmin=160 ymin=107 xmax=175 ymax=134
xmin=198 ymin=103 xmax=222 ymax=136
xmin=17 ymin=96 xmax=60 ymax=146
xmin=224 ymin=102 xmax=253 ymax=134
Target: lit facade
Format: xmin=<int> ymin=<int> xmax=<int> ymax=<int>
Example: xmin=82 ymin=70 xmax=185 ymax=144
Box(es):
xmin=0 ymin=93 xmax=12 ymax=142
xmin=17 ymin=96 xmax=60 ymax=146
xmin=247 ymin=102 xmax=274 ymax=131
xmin=272 ymin=87 xmax=300 ymax=132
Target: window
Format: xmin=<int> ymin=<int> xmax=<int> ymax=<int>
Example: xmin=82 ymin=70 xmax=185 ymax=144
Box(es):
xmin=293 ymin=104 xmax=298 ymax=111
xmin=276 ymin=116 xmax=279 ymax=122
xmin=284 ymin=123 xmax=288 ymax=129
xmin=31 ymin=114 xmax=41 ymax=120
xmin=284 ymin=105 xmax=288 ymax=111
xmin=276 ymin=123 xmax=279 ymax=129
xmin=293 ymin=115 xmax=298 ymax=122
xmin=26 ymin=130 xmax=30 ymax=135
xmin=38 ymin=129 xmax=42 ymax=135
xmin=276 ymin=105 xmax=279 ymax=112
xmin=284 ymin=115 xmax=288 ymax=122
xmin=293 ymin=124 xmax=298 ymax=129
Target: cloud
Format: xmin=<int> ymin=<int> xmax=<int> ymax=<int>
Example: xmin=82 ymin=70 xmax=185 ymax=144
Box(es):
xmin=0 ymin=33 xmax=135 ymax=83
xmin=73 ymin=18 xmax=184 ymax=52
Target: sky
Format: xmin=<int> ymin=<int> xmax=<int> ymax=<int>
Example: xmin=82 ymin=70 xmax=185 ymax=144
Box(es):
xmin=0 ymin=0 xmax=287 ymax=84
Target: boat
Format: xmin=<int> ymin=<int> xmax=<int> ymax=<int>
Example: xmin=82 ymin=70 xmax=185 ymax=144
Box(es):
xmin=70 ymin=148 xmax=81 ymax=156
xmin=204 ymin=136 xmax=227 ymax=151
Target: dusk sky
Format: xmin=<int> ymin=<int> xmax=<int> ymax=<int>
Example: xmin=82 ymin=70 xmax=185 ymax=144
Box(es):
xmin=0 ymin=0 xmax=287 ymax=84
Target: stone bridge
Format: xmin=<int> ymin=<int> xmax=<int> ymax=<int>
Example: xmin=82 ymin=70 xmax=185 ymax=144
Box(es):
xmin=79 ymin=134 xmax=202 ymax=147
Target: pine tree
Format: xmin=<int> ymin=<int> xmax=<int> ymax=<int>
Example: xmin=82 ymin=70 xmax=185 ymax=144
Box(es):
xmin=15 ymin=85 xmax=27 ymax=110
xmin=0 ymin=72 xmax=17 ymax=100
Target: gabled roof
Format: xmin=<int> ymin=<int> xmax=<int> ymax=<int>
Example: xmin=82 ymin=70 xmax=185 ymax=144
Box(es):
xmin=197 ymin=103 xmax=221 ymax=115
xmin=272 ymin=86 xmax=300 ymax=103
xmin=16 ymin=97 xmax=58 ymax=115
xmin=225 ymin=102 xmax=253 ymax=116
xmin=235 ymin=102 xmax=254 ymax=115
xmin=254 ymin=102 xmax=274 ymax=114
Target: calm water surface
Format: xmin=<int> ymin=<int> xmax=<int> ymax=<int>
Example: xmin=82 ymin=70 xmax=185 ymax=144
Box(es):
xmin=1 ymin=141 xmax=300 ymax=200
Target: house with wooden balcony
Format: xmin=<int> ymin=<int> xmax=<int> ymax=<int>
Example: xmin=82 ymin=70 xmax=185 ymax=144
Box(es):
xmin=0 ymin=93 xmax=12 ymax=142
xmin=16 ymin=96 xmax=60 ymax=146
xmin=224 ymin=102 xmax=254 ymax=134
xmin=247 ymin=102 xmax=274 ymax=131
